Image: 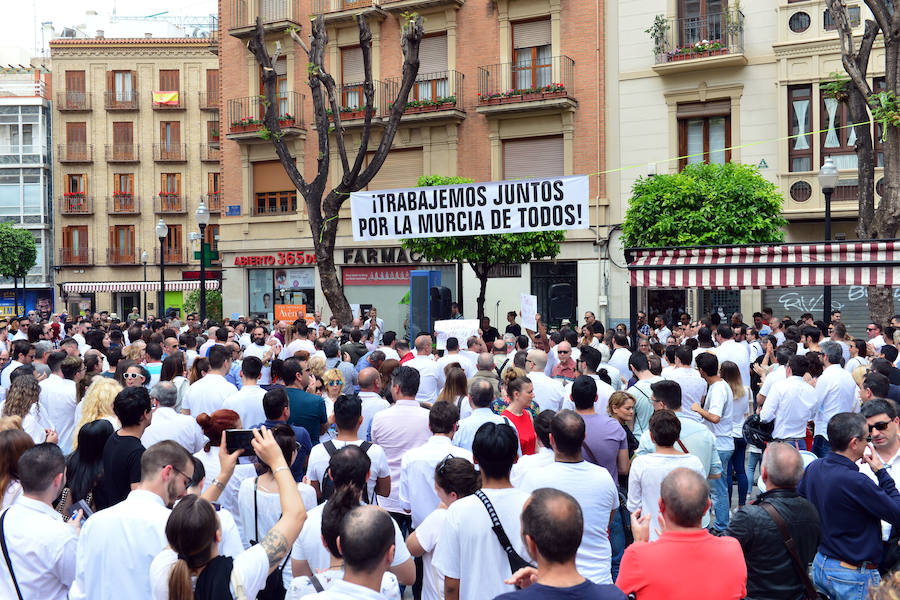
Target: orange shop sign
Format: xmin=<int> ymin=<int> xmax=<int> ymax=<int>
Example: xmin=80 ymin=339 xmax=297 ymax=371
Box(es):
xmin=274 ymin=304 xmax=306 ymax=321
xmin=233 ymin=251 xmax=316 ymax=267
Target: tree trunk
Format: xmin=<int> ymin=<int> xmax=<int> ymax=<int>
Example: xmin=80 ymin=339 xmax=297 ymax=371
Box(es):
xmin=315 ymin=192 xmax=353 ymax=324
xmin=475 ymin=266 xmax=488 ymax=322
xmin=869 ymin=287 xmax=895 ymax=326
xmin=21 ymin=271 xmax=26 ymax=317
xmin=12 ymin=276 xmax=17 ymax=316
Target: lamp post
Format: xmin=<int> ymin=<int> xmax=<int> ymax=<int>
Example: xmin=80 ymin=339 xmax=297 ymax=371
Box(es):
xmin=194 ymin=201 xmax=210 ymax=323
xmin=141 ymin=250 xmax=148 ymax=321
xmin=155 ymin=219 xmax=168 ymax=319
xmin=818 ymin=156 xmax=840 ymax=324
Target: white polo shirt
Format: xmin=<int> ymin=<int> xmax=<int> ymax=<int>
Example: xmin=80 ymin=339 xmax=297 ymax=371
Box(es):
xmin=140 ymin=406 xmax=207 ymax=453
xmin=399 ymin=435 xmax=473 ymax=528
xmin=183 ymin=373 xmax=238 ymax=417
xmin=222 ymin=384 xmax=267 ymax=429
xmin=759 ymin=376 xmax=817 ymax=440
xmin=38 ymin=374 xmax=77 ymax=454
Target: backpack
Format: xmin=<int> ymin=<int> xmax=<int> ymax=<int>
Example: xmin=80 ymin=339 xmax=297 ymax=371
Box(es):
xmin=320 ymin=441 xmax=372 ymax=503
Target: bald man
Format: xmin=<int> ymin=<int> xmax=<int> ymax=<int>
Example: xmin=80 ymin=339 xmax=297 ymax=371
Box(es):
xmin=405 ymin=334 xmax=440 ymax=403
xmin=527 ymin=349 xmax=566 ymax=412
xmin=358 ymin=367 xmax=389 ymax=442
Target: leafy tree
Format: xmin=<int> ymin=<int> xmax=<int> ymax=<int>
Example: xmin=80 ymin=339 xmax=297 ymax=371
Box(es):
xmin=183 ymin=289 xmax=223 ymax=324
xmin=0 ymin=223 xmax=36 ymax=316
xmin=621 ymin=162 xmax=787 ymax=247
xmin=401 ymin=175 xmax=565 ymax=321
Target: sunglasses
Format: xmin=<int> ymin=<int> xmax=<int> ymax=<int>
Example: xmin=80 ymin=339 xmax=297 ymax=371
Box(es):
xmin=869 ymin=421 xmax=892 ymax=432
xmin=327 ymin=380 xmax=344 ymax=386
xmin=558 ymin=350 xmax=570 ymax=354
xmin=123 ymin=372 xmax=144 ymax=379
xmin=437 ymin=454 xmax=455 ymax=476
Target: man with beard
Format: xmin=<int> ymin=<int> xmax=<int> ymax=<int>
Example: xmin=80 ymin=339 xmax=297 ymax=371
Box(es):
xmin=242 ymin=325 xmax=278 ymax=384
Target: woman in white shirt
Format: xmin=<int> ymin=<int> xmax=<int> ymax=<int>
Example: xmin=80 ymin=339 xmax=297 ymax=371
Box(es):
xmin=150 ymin=427 xmax=307 ymax=600
xmin=1 ymin=374 xmax=55 ymax=444
xmin=845 ymin=339 xmax=869 ymax=373
xmin=721 ymin=362 xmax=750 ymax=510
xmin=0 ymin=425 xmax=33 ymax=509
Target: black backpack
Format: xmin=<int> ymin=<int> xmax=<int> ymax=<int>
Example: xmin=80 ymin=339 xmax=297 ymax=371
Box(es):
xmin=320 ymin=440 xmax=372 ymax=503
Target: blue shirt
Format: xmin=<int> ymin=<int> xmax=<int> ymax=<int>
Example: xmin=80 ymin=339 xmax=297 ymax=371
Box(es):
xmin=255 ymin=418 xmax=313 ymax=481
xmin=355 ymin=352 xmax=374 ymax=373
xmin=225 ymin=363 xmax=243 ymax=390
xmin=453 ymin=407 xmax=511 ymax=453
xmin=798 ymin=452 xmax=900 ymax=563
xmin=495 ymin=581 xmax=626 ymax=600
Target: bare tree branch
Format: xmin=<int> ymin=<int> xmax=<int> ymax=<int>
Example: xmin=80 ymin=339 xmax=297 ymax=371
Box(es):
xmin=863 ymin=0 xmax=894 ymax=43
xmin=827 ymin=1 xmax=876 ymax=98
xmin=288 ymin=27 xmax=309 ymax=56
xmin=342 ymin=15 xmax=376 ymax=188
xmin=307 ymin=16 xmax=332 ymax=195
xmin=315 ymin=68 xmax=351 ymax=174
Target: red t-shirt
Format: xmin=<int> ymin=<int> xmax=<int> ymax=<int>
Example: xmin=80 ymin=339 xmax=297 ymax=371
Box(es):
xmin=615 ymin=529 xmax=746 ymax=600
xmin=502 ymin=409 xmax=536 ymax=455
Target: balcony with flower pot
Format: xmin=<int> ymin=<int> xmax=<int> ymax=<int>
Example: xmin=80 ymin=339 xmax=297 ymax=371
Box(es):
xmin=227 ymin=92 xmax=305 ymax=142
xmin=384 ymin=70 xmax=465 ymax=123
xmin=648 ymin=11 xmax=747 ymax=75
xmin=156 ymin=193 xmax=186 ymax=215
xmin=108 ymin=194 xmax=140 ymax=215
xmin=205 ymin=193 xmax=223 ymax=213
xmin=60 ymin=193 xmax=93 ymax=215
xmin=476 ymin=56 xmax=576 ymax=116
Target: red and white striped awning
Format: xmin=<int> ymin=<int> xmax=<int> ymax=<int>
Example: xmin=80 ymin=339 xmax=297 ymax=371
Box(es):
xmin=62 ymin=280 xmax=220 ymax=294
xmin=627 ymin=240 xmax=900 ymax=289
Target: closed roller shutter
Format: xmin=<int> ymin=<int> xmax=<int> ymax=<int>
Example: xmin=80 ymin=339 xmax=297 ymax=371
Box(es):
xmin=761 ymin=285 xmax=881 ymax=339
xmin=503 ymin=136 xmax=564 ymax=179
xmin=513 ymin=19 xmax=551 ymax=48
xmin=253 ymin=159 xmax=295 ymax=194
xmin=342 ymin=47 xmax=364 ymax=84
xmin=366 ymin=149 xmax=423 ymax=191
xmin=419 ymin=35 xmax=448 ymax=75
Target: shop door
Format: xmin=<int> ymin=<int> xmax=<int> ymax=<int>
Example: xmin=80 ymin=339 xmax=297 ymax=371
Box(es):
xmin=531 ymin=262 xmax=577 ymax=327
xmin=647 ymin=290 xmax=687 ymax=327
xmin=117 ymin=293 xmax=141 ymax=318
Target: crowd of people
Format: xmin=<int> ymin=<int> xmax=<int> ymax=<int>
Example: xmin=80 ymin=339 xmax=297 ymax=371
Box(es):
xmin=5 ymin=305 xmax=900 ymax=598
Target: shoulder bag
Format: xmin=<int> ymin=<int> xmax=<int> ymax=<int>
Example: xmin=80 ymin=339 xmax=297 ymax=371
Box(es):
xmin=759 ymin=502 xmax=828 ymax=600
xmin=474 ymin=490 xmax=534 ymax=583
xmin=0 ymin=509 xmax=23 ymax=600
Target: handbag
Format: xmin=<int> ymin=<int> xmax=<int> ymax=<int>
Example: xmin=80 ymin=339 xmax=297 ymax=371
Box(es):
xmin=759 ymin=502 xmax=829 ymax=600
xmin=474 ymin=489 xmax=535 ymax=584
xmin=0 ymin=509 xmax=23 ymax=600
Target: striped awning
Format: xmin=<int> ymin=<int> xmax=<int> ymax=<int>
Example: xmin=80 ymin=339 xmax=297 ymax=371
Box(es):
xmin=627 ymin=240 xmax=900 ymax=289
xmin=62 ymin=280 xmax=220 ymax=294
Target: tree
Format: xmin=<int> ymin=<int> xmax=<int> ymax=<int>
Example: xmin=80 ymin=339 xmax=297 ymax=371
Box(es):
xmin=183 ymin=289 xmax=223 ymax=324
xmin=824 ymin=0 xmax=898 ymax=324
xmin=245 ymin=13 xmax=424 ymax=324
xmin=621 ymin=162 xmax=787 ymax=247
xmin=401 ymin=175 xmax=566 ymax=321
xmin=0 ymin=223 xmax=36 ymax=316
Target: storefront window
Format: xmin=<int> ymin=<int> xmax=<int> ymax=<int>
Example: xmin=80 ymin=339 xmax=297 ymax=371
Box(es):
xmin=249 ymin=267 xmax=316 ymax=323
xmin=249 ymin=269 xmax=274 ymax=321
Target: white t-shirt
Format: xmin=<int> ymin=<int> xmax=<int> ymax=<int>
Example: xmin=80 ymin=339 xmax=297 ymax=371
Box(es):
xmin=415 ymin=507 xmax=447 ymax=600
xmin=149 ymin=545 xmax=269 ymax=600
xmin=731 ymin=387 xmax=751 ymax=437
xmin=627 ymin=453 xmax=705 ymax=541
xmin=703 ymin=379 xmax=734 ymax=451
xmin=306 ymin=439 xmax=390 ymax=502
xmin=287 ymin=570 xmax=400 ymax=600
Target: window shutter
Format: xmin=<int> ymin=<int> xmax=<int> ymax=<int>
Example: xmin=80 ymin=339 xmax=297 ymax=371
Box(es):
xmin=66 ymin=122 xmax=86 ymax=145
xmin=66 ymin=71 xmax=85 ymax=92
xmin=676 ymin=100 xmax=731 ymax=118
xmin=342 ymin=47 xmax=364 ymax=84
xmin=253 ymin=159 xmax=295 ymax=193
xmin=366 ymin=149 xmax=424 ymax=191
xmin=130 ymin=71 xmax=137 ymax=92
xmin=274 ymin=58 xmax=287 ymax=76
xmin=503 ymin=137 xmax=564 ymax=179
xmin=207 ymin=69 xmax=219 ymax=92
xmin=419 ymin=35 xmax=448 ymax=75
xmin=513 ymin=20 xmax=551 ymax=49
xmin=109 ymin=226 xmax=115 ymax=255
xmin=106 ymin=71 xmax=114 ymax=93
xmin=160 ymin=70 xmax=179 ymax=91
xmin=208 ymin=172 xmax=220 ymax=193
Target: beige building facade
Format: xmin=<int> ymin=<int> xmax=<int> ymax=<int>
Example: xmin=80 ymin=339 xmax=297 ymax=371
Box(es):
xmin=49 ymin=36 xmax=221 ymax=317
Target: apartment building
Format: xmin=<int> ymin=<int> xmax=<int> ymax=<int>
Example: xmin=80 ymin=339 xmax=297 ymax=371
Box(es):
xmin=0 ymin=66 xmax=54 ymax=318
xmin=605 ymin=0 xmax=882 ymax=332
xmin=49 ymin=36 xmax=221 ymax=317
xmin=217 ymin=0 xmax=605 ymax=329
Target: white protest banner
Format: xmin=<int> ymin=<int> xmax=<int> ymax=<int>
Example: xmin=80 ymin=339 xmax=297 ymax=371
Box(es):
xmin=351 ymin=175 xmax=590 ymax=241
xmin=520 ymin=293 xmax=537 ymax=331
xmin=434 ymin=319 xmax=480 ymax=351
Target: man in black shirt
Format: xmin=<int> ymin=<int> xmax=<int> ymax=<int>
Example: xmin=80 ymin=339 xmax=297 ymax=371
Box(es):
xmin=94 ymin=386 xmax=153 ymax=509
xmin=481 ymin=317 xmax=501 ymax=345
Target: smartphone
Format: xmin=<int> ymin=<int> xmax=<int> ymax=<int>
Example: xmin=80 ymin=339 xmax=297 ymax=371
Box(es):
xmin=69 ymin=499 xmax=93 ymax=521
xmin=225 ymin=429 xmax=258 ymax=464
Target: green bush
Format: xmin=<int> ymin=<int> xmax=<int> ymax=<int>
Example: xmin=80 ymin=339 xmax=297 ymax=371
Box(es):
xmin=183 ymin=289 xmax=223 ymax=323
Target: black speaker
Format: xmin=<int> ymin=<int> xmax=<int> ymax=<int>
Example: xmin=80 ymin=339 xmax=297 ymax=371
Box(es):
xmin=437 ymin=286 xmax=452 ymax=320
xmin=548 ymin=283 xmax=574 ymax=323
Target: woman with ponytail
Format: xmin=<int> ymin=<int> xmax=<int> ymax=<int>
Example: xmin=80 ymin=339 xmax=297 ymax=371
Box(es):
xmin=149 ymin=426 xmax=307 ymax=600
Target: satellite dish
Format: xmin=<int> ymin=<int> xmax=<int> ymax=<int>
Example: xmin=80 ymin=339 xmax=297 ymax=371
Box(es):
xmin=608 ymin=225 xmax=628 ymax=269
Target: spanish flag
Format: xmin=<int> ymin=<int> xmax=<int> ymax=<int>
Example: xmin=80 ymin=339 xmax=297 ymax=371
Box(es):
xmin=153 ymin=91 xmax=179 ymax=105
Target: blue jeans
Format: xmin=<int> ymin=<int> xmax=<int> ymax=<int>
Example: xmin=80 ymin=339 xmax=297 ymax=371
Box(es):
xmin=727 ymin=437 xmax=749 ymax=507
xmin=711 ymin=449 xmax=733 ymax=531
xmin=609 ymin=504 xmax=627 ymax=581
xmin=813 ymin=552 xmax=881 ymax=600
xmin=747 ymin=450 xmax=762 ymax=493
xmin=813 ymin=435 xmax=831 ymax=458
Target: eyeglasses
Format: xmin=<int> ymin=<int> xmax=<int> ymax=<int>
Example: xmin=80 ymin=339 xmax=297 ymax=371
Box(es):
xmin=327 ymin=380 xmax=344 ymax=386
xmin=558 ymin=350 xmax=570 ymax=354
xmin=123 ymin=372 xmax=143 ymax=379
xmin=171 ymin=465 xmax=193 ymax=487
xmin=869 ymin=421 xmax=892 ymax=432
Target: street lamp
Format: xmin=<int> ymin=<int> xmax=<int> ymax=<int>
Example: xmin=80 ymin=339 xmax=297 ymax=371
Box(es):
xmin=818 ymin=156 xmax=840 ymax=324
xmin=155 ymin=219 xmax=168 ymax=319
xmin=194 ymin=201 xmax=210 ymax=324
xmin=141 ymin=250 xmax=149 ymax=321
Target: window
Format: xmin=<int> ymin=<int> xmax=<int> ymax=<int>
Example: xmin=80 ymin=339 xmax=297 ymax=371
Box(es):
xmin=112 ymin=122 xmax=134 ymax=159
xmin=416 ymin=35 xmax=449 ymax=100
xmin=678 ymin=0 xmax=725 ymax=46
xmin=820 ymin=85 xmax=856 ymax=170
xmin=63 ymin=225 xmax=88 ymax=262
xmin=165 ymin=224 xmax=182 ymax=261
xmin=110 ymin=70 xmax=135 ymax=102
xmin=109 ymin=225 xmax=135 ymax=263
xmin=255 ymin=191 xmax=296 ymax=215
xmin=208 ymin=120 xmax=220 ymax=143
xmin=208 ymin=172 xmax=221 ymax=195
xmin=205 ymin=223 xmax=219 ymax=253
xmin=676 ymin=100 xmax=731 ymax=170
xmin=788 ymin=12 xmax=811 ymax=33
xmin=160 ymin=122 xmax=182 ymax=160
xmin=66 ymin=122 xmax=86 ymax=147
xmin=824 ymin=6 xmax=860 ymax=30
xmin=789 ymin=85 xmax=812 ymax=172
xmin=159 ymin=69 xmax=180 ymax=93
xmin=504 ymin=137 xmax=564 ymax=179
xmin=253 ymin=160 xmax=297 ymax=215
xmin=160 ymin=173 xmax=182 ymax=211
xmin=512 ymin=20 xmax=551 ymax=90
xmin=206 ymin=69 xmax=219 ymax=103
xmin=114 ymin=173 xmax=134 ymax=211
xmin=341 ymin=47 xmax=364 ymax=109
xmin=66 ymin=174 xmax=85 ymax=195
xmin=259 ymin=58 xmax=288 ymax=115
xmin=65 ymin=71 xmax=86 ymax=107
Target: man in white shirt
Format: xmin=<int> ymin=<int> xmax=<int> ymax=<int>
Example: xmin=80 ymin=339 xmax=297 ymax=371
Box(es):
xmin=291 ymin=444 xmax=415 ymax=586
xmin=377 ymin=330 xmax=401 ymax=362
xmin=141 ymin=382 xmax=207 ymax=453
xmin=813 ymin=342 xmax=860 ymax=457
xmin=713 ymin=324 xmax=751 ymax=389
xmin=363 ymin=307 xmax=385 ymax=347
xmin=182 ymin=345 xmax=238 ymax=416
xmin=663 ymin=345 xmax=707 ymax=423
xmin=221 ymin=355 xmax=267 ymax=428
xmin=243 ymin=326 xmax=278 ymax=385
xmin=526 ymin=349 xmax=566 ymax=412
xmin=518 ymin=410 xmax=619 ymax=584
xmin=627 ymin=352 xmax=662 ymax=439
xmin=693 ymin=353 xmax=734 ymax=533
xmin=454 ymin=379 xmax=512 ymax=452
xmin=510 ymin=410 xmax=556 ymax=486
xmin=280 ymin=322 xmax=317 ymax=360
xmin=757 ymin=347 xmax=791 ymax=407
xmin=608 ymin=334 xmax=632 ymax=378
xmin=405 ymin=334 xmax=440 ymax=403
xmin=0 ymin=444 xmax=78 ymax=600
xmin=869 ymin=322 xmax=888 ymax=353
xmin=759 ymin=355 xmax=817 ymax=450
xmin=435 ymin=336 xmax=476 ymax=387
xmin=38 ymin=350 xmax=78 ymax=454
xmin=358 ymin=367 xmax=389 ymax=442
xmin=1 ymin=339 xmax=33 ymax=391
xmin=562 ymin=346 xmax=616 ymax=413
xmin=399 ymin=401 xmax=473 ymax=529
xmin=652 ymin=315 xmax=672 ymax=346
xmin=434 ymin=421 xmax=531 ymax=600
xmin=459 ymin=335 xmax=483 ymax=366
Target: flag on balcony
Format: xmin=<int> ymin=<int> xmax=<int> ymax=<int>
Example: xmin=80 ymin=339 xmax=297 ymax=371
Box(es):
xmin=153 ymin=91 xmax=179 ymax=105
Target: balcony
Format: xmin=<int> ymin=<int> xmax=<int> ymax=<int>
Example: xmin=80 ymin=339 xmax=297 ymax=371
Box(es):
xmin=229 ymin=0 xmax=303 ymax=38
xmin=385 ymin=70 xmax=464 ymax=123
xmin=156 ymin=194 xmax=186 ymax=214
xmin=108 ymin=195 xmax=140 ymax=215
xmin=59 ymin=195 xmax=93 ymax=215
xmin=227 ymin=92 xmax=305 ymax=141
xmin=200 ymin=143 xmax=221 ymax=162
xmin=105 ymin=144 xmax=140 ymax=163
xmin=310 ymin=0 xmax=386 ymax=24
xmin=59 ymin=248 xmax=93 ymax=266
xmin=205 ymin=193 xmax=223 ymax=213
xmin=476 ymin=56 xmax=576 ymax=116
xmin=57 ymin=91 xmax=91 ymax=111
xmin=57 ymin=144 xmax=93 ymax=163
xmin=321 ymin=81 xmax=389 ymax=128
xmin=650 ymin=11 xmax=746 ymax=75
xmin=104 ymin=90 xmax=139 ymax=111
xmin=0 ymin=80 xmax=47 ymax=100
xmin=152 ymin=91 xmax=185 ymax=110
xmin=153 ymin=143 xmax=188 ymax=162
xmin=200 ymin=91 xmax=220 ymax=111
xmin=154 ymin=247 xmax=187 ymax=265
xmin=380 ymin=0 xmax=463 ymax=11
xmin=107 ymin=248 xmax=142 ymax=266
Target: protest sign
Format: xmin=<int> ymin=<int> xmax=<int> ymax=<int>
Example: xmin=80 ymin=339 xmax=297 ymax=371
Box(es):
xmin=351 ymin=175 xmax=589 ymax=241
xmin=435 ymin=319 xmax=480 ymax=351
xmin=520 ymin=293 xmax=537 ymax=331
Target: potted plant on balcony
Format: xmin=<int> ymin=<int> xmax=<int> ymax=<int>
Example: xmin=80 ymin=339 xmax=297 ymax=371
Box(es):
xmin=645 ymin=14 xmax=670 ymax=59
xmin=669 ymin=39 xmax=726 ymax=61
xmin=230 ymin=117 xmax=261 ymax=133
xmin=278 ymin=113 xmax=296 ymax=128
xmin=541 ymin=83 xmax=566 ymax=98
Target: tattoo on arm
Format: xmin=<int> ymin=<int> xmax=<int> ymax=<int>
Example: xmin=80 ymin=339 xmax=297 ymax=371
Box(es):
xmin=259 ymin=529 xmax=290 ymax=568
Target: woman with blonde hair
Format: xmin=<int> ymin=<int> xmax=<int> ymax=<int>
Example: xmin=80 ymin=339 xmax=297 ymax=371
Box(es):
xmin=607 ymin=390 xmax=639 ymax=457
xmin=308 ymin=355 xmax=326 ymax=380
xmin=122 ymin=339 xmax=146 ymax=363
xmin=72 ymin=377 xmax=122 ymax=450
xmin=2 ymin=374 xmax=55 ymax=444
xmin=319 ymin=368 xmax=343 ymax=442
